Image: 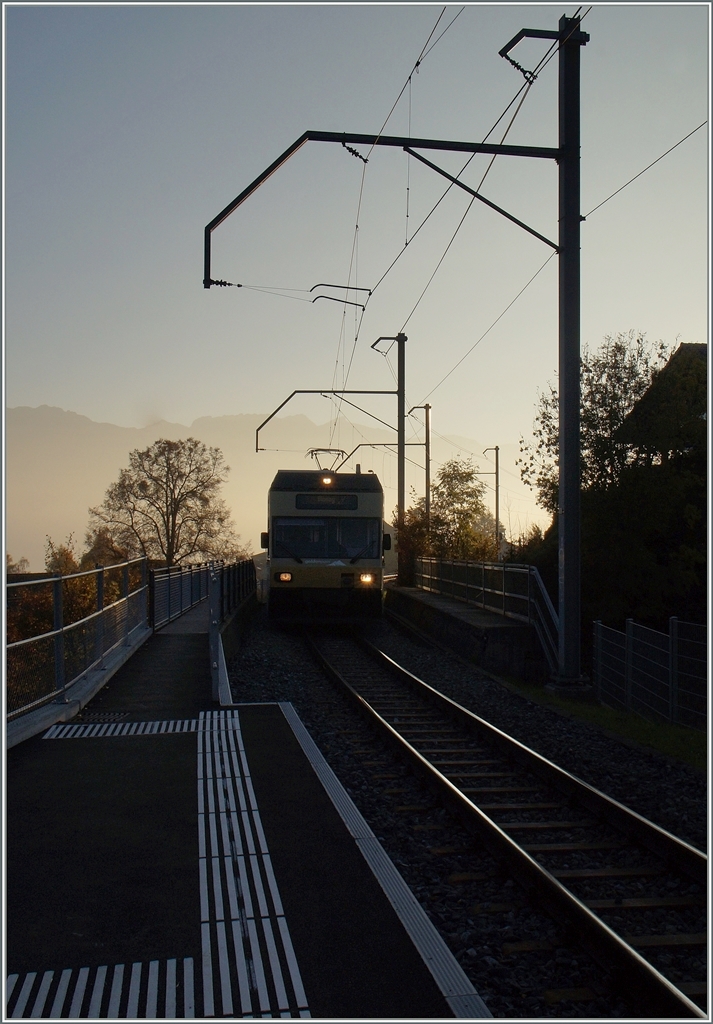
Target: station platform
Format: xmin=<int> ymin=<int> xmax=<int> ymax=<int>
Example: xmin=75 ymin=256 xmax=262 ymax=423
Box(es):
xmin=385 ymin=584 xmax=549 ymax=683
xmin=6 ymin=625 xmax=489 ymax=1018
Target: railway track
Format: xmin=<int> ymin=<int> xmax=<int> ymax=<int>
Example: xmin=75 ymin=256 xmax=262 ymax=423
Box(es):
xmin=306 ymin=629 xmax=707 ymax=1018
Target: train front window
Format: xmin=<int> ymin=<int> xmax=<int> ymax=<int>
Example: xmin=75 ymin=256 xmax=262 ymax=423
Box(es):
xmin=273 ymin=517 xmax=381 ymax=560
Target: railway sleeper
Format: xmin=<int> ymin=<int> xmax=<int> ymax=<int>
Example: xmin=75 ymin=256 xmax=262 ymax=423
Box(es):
xmin=308 ymin=633 xmax=706 ymax=1018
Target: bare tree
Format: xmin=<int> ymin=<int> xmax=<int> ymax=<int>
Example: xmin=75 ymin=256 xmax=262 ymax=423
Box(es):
xmin=89 ymin=438 xmax=249 ymax=566
xmin=6 ymin=553 xmax=30 ymax=574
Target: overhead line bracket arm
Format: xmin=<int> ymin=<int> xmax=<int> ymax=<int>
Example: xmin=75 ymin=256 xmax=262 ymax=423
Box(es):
xmin=204 ymin=132 xmax=559 ymax=287
xmin=499 ymin=26 xmax=588 ymax=58
xmin=255 ymin=389 xmax=396 ymax=451
xmin=404 ymin=148 xmax=559 ymax=251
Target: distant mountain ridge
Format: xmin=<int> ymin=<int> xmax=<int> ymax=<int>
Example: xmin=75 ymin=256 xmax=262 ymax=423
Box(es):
xmin=5 ymin=405 xmax=401 ymax=570
xmin=6 ymin=405 xmax=534 ymax=571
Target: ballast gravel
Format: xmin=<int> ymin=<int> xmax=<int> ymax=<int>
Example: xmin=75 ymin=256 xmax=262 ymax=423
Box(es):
xmin=228 ymin=608 xmax=705 ymax=1017
xmin=369 ymin=618 xmax=706 ymax=853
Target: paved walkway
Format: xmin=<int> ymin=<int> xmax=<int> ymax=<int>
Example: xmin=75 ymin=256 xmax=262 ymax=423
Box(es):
xmin=6 ymin=610 xmax=487 ymax=1018
xmin=158 ymin=598 xmax=210 ymax=634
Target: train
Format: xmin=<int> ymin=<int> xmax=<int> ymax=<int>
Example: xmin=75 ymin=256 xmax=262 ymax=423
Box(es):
xmin=260 ymin=468 xmax=391 ymax=619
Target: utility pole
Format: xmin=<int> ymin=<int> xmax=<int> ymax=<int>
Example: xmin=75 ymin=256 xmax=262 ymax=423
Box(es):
xmin=409 ymin=401 xmax=432 ymax=528
xmin=373 ymin=334 xmax=408 ymax=580
xmin=483 ymin=446 xmax=500 ymax=557
xmin=424 ymin=403 xmax=431 ymax=529
xmin=397 ymin=333 xmax=406 ymax=544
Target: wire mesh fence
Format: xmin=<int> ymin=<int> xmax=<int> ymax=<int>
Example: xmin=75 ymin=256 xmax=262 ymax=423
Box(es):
xmin=215 ymin=559 xmax=258 ymax=622
xmin=415 ymin=557 xmax=559 ymax=673
xmin=150 ymin=563 xmax=213 ymax=629
xmin=593 ymin=618 xmax=707 ymax=730
xmin=6 ymin=558 xmax=257 ymax=721
xmin=6 ymin=559 xmax=149 ymax=720
xmin=150 ymin=560 xmax=256 ymax=629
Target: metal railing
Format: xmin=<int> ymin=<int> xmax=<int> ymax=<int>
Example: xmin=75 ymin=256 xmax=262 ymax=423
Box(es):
xmin=150 ymin=562 xmax=213 ymax=629
xmin=593 ymin=618 xmax=707 ymax=731
xmin=7 ymin=557 xmax=258 ymax=721
xmin=150 ymin=559 xmax=257 ymax=631
xmin=209 ymin=559 xmax=258 ymax=702
xmin=6 ymin=558 xmax=149 ymax=719
xmin=415 ymin=557 xmax=559 ymax=673
xmin=213 ymin=559 xmax=258 ymax=623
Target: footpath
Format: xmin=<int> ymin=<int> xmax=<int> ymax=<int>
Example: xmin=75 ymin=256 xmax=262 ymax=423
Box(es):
xmin=6 ymin=601 xmax=487 ymax=1018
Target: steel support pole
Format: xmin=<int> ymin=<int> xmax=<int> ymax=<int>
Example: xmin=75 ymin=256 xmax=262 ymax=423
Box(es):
xmin=123 ymin=564 xmax=130 ymax=646
xmin=397 ymin=333 xmax=407 ymax=582
xmin=424 ymin=403 xmax=431 ymax=529
xmin=494 ymin=445 xmax=500 ymax=558
xmin=96 ymin=565 xmax=105 ymax=668
xmin=557 ymin=15 xmax=587 ymax=684
xmin=53 ymin=575 xmax=66 ymax=701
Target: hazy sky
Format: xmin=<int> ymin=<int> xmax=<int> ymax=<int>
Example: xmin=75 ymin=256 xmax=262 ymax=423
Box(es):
xmin=4 ymin=3 xmax=709 ymax=535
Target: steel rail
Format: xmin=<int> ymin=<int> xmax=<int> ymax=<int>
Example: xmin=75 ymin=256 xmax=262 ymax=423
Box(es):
xmin=306 ymin=633 xmax=705 ymax=1019
xmin=364 ymin=639 xmax=706 ymax=886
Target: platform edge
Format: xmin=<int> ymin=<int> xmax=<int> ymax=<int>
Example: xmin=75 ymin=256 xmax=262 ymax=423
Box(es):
xmin=277 ymin=701 xmax=493 ymax=1020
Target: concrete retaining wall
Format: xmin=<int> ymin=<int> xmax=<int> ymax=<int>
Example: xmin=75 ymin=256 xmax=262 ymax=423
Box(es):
xmin=385 ymin=586 xmax=549 ymax=684
xmin=219 ymin=592 xmax=259 ymax=664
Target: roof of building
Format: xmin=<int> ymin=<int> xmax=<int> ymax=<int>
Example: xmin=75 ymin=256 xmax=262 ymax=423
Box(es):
xmin=617 ymin=343 xmax=707 ymax=453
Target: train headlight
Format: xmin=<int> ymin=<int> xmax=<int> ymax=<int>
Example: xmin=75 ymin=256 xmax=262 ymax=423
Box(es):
xmin=276 ymin=572 xmax=293 ymax=582
xmin=359 ymin=573 xmax=374 ymax=584
xmin=322 ymin=476 xmax=332 ymax=485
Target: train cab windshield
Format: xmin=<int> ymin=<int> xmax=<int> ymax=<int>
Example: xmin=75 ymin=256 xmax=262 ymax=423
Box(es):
xmin=274 ymin=516 xmax=381 ymax=561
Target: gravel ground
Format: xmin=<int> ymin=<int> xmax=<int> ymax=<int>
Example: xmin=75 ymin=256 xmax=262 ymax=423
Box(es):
xmin=367 ymin=616 xmax=707 ymax=853
xmin=226 ymin=609 xmax=702 ymax=1017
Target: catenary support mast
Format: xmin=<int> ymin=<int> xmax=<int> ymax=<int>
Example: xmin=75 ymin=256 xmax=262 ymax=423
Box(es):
xmin=557 ymin=15 xmax=587 ymax=684
xmin=204 ymin=17 xmax=589 ymax=684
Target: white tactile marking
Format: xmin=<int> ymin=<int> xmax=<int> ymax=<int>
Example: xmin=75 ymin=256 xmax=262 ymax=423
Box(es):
xmin=146 ymin=960 xmax=159 ymax=1018
xmin=43 ymin=718 xmax=204 ymax=739
xmin=14 ymin=711 xmax=309 ymax=1018
xmin=197 ymin=710 xmax=310 ymax=1018
xmin=126 ymin=962 xmax=141 ymax=1018
xmin=278 ymin=700 xmax=493 ymax=1018
xmin=29 ymin=970 xmax=53 ymax=1018
xmin=11 ymin=973 xmax=35 ymax=1018
xmin=49 ymin=969 xmax=72 ymax=1017
xmin=7 ymin=958 xmax=198 ymax=1019
xmin=107 ymin=964 xmax=124 ymax=1017
xmin=88 ymin=965 xmax=107 ymax=1017
xmin=68 ymin=965 xmax=89 ymax=1017
xmin=184 ymin=957 xmax=195 ymax=1018
xmin=165 ymin=959 xmax=176 ymax=1019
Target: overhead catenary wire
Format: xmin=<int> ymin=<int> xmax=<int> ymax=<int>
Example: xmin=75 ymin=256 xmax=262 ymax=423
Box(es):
xmin=329 ymin=8 xmax=451 ymax=428
xmin=375 ymin=10 xmax=589 ymax=523
xmin=330 ymin=6 xmax=464 ymax=440
xmin=583 ymin=121 xmax=707 ymax=219
xmin=419 ymin=7 xmax=466 ymax=63
xmin=358 ymin=10 xmax=597 ymax=508
xmin=419 ymin=111 xmax=703 ymax=407
xmin=417 ymin=250 xmax=556 ymax=404
xmin=397 ymin=8 xmax=596 ymax=331
xmin=400 ymin=79 xmax=537 ymax=332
